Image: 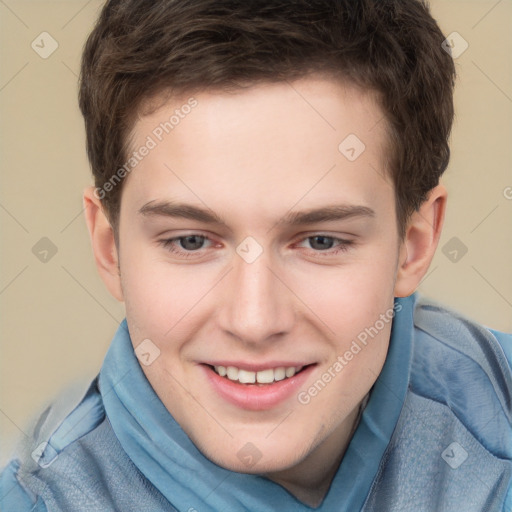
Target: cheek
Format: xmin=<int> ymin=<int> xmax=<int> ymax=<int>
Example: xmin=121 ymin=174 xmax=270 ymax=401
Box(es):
xmin=120 ymin=248 xmax=178 ymax=340
xmin=120 ymin=246 xmax=221 ymax=348
xmin=292 ymin=249 xmax=398 ymax=339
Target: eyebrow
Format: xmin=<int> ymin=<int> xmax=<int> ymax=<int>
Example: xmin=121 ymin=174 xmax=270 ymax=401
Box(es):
xmin=281 ymin=204 xmax=375 ymax=225
xmin=138 ymin=200 xmax=225 ymax=224
xmin=138 ymin=200 xmax=375 ymax=226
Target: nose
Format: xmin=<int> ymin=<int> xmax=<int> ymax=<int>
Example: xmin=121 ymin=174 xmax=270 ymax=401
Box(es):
xmin=218 ymin=247 xmax=295 ymax=346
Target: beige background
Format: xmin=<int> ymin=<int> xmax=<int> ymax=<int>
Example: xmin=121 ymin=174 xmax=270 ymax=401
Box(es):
xmin=1 ymin=0 xmax=511 ymax=465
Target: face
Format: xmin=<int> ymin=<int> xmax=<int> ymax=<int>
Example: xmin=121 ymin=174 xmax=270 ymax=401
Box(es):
xmin=116 ymin=77 xmax=401 ymax=475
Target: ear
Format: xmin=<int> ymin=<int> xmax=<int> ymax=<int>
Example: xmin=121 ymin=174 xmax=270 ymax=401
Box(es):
xmin=83 ymin=187 xmax=124 ymax=302
xmin=394 ymin=184 xmax=447 ymax=297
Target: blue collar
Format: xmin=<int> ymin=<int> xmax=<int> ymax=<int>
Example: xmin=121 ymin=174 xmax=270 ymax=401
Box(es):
xmin=99 ymin=294 xmax=416 ymax=511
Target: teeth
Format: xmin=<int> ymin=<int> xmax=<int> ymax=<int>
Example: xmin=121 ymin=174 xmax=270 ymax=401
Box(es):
xmin=226 ymin=366 xmax=239 ymax=380
xmin=285 ymin=367 xmax=296 ymax=378
xmin=213 ymin=365 xmax=302 ymax=384
xmin=256 ymin=368 xmax=274 ymax=384
xmin=274 ymin=367 xmax=286 ymax=381
xmin=238 ymin=369 xmax=256 ymax=384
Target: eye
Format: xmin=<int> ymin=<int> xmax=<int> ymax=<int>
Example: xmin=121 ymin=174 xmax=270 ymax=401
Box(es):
xmin=306 ymin=235 xmax=336 ymax=251
xmin=176 ymin=234 xmax=206 ymax=251
xmin=159 ymin=234 xmax=213 ymax=257
xmin=296 ymin=235 xmax=353 ymax=255
xmin=158 ymin=233 xmax=354 ymax=260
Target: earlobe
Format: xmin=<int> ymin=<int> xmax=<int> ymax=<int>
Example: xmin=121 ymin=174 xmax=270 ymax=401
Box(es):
xmin=83 ymin=187 xmax=124 ymax=302
xmin=394 ymin=184 xmax=447 ymax=298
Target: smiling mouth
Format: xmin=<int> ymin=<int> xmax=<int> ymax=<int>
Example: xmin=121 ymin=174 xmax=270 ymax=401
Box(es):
xmin=203 ymin=362 xmax=315 ymax=410
xmin=208 ymin=364 xmax=308 ymax=385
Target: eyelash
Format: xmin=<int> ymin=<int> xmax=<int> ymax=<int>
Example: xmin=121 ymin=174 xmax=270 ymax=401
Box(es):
xmin=158 ymin=234 xmax=354 ymax=259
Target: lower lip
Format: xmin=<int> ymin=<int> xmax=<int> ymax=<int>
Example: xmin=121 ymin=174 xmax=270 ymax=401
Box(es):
xmin=202 ymin=364 xmax=315 ymax=411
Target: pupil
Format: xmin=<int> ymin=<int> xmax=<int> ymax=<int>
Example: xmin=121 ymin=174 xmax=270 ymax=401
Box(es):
xmin=310 ymin=236 xmax=333 ymax=250
xmin=181 ymin=235 xmax=204 ymax=250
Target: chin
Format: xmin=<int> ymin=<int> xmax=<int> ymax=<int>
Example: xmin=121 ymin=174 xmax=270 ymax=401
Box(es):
xmin=194 ymin=433 xmax=313 ymax=476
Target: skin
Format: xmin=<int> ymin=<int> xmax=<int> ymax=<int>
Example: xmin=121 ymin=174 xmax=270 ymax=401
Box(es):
xmin=84 ymin=77 xmax=446 ymax=507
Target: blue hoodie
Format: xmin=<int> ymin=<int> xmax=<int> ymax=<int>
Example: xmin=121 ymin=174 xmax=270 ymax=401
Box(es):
xmin=1 ymin=293 xmax=511 ymax=511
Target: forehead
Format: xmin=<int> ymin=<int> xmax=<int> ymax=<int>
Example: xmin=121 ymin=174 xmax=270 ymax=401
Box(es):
xmin=122 ymin=77 xmax=393 ymax=225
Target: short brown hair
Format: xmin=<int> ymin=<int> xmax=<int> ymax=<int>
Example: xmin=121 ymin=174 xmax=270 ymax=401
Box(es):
xmin=79 ymin=0 xmax=456 ymax=238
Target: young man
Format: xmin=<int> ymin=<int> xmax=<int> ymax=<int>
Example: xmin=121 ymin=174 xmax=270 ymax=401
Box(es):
xmin=1 ymin=0 xmax=511 ymax=510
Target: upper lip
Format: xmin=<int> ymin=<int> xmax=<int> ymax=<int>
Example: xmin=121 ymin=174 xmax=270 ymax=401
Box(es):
xmin=203 ymin=361 xmax=314 ymax=372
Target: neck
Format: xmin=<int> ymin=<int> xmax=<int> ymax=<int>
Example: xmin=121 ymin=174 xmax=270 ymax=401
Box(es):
xmin=264 ymin=400 xmax=365 ymax=508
